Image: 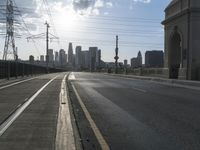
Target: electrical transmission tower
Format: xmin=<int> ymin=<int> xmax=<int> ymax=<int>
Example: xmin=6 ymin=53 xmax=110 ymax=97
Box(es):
xmin=0 ymin=0 xmax=20 ymax=60
xmin=4 ymin=0 xmax=16 ymax=60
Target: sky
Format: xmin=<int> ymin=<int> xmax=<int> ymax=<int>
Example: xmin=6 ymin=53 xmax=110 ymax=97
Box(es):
xmin=0 ymin=0 xmax=171 ymax=63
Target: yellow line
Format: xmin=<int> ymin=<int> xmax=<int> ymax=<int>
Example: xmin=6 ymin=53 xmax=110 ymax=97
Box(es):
xmin=71 ymin=84 xmax=110 ymax=150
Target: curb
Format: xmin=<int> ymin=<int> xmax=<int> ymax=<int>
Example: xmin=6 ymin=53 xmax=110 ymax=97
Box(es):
xmin=105 ymin=73 xmax=200 ymax=90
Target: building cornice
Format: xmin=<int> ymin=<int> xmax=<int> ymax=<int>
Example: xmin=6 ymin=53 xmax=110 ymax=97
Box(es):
xmin=162 ymin=8 xmax=200 ymax=25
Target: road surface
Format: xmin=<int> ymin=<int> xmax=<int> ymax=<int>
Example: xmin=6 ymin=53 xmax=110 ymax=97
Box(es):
xmin=68 ymin=72 xmax=200 ymax=150
xmin=1 ymin=72 xmax=200 ymax=150
xmin=0 ymin=73 xmax=67 ymax=150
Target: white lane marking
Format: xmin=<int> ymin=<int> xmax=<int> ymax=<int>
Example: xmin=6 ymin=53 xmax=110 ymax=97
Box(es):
xmin=0 ymin=77 xmax=37 ymax=90
xmin=71 ymin=84 xmax=110 ymax=150
xmin=0 ymin=75 xmax=59 ymax=136
xmin=56 ymin=75 xmax=76 ymax=150
xmin=68 ymin=72 xmax=76 ymax=80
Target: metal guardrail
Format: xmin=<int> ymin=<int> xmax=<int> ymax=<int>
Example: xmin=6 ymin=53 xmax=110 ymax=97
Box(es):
xmin=0 ymin=60 xmax=63 ymax=80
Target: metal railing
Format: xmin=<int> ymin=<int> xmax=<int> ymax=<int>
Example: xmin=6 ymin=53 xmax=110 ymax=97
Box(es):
xmin=0 ymin=60 xmax=63 ymax=80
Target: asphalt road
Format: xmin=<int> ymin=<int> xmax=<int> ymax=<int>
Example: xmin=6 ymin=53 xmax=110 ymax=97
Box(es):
xmin=69 ymin=72 xmax=200 ymax=150
xmin=0 ymin=73 xmax=67 ymax=150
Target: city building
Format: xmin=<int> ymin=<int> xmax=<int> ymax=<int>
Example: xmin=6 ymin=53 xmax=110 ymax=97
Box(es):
xmin=137 ymin=51 xmax=142 ymax=67
xmin=47 ymin=49 xmax=54 ymax=63
xmin=96 ymin=49 xmax=101 ymax=70
xmin=106 ymin=62 xmax=115 ymax=69
xmin=75 ymin=46 xmax=82 ymax=69
xmin=131 ymin=58 xmax=138 ymax=68
xmin=68 ymin=42 xmax=73 ymax=66
xmin=89 ymin=47 xmax=98 ymax=72
xmin=55 ymin=51 xmax=59 ymax=63
xmin=40 ymin=55 xmax=44 ymax=62
xmin=59 ymin=49 xmax=67 ymax=68
xmin=145 ymin=50 xmax=164 ymax=68
xmin=29 ymin=55 xmax=34 ymax=64
xmin=130 ymin=51 xmax=142 ymax=68
xmin=72 ymin=54 xmax=75 ymax=67
xmin=81 ymin=50 xmax=90 ymax=70
xmin=124 ymin=59 xmax=128 ymax=68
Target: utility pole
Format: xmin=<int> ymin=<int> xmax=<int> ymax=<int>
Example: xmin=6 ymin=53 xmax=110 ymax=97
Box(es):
xmin=27 ymin=21 xmax=59 ymax=73
xmin=3 ymin=0 xmax=17 ymax=60
xmin=45 ymin=21 xmax=50 ymax=72
xmin=114 ymin=35 xmax=119 ymax=74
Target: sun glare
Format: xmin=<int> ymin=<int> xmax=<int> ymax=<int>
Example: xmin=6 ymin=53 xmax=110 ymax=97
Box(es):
xmin=55 ymin=7 xmax=81 ymax=30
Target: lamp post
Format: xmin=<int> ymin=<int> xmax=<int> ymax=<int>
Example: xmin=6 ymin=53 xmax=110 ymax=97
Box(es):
xmin=114 ymin=35 xmax=119 ymax=74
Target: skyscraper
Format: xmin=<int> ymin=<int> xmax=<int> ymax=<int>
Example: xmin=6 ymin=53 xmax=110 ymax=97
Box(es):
xmin=75 ymin=46 xmax=82 ymax=69
xmin=96 ymin=49 xmax=101 ymax=70
xmin=59 ymin=49 xmax=67 ymax=67
xmin=55 ymin=51 xmax=59 ymax=62
xmin=89 ymin=47 xmax=98 ymax=72
xmin=130 ymin=51 xmax=143 ymax=68
xmin=47 ymin=49 xmax=54 ymax=63
xmin=137 ymin=51 xmax=142 ymax=67
xmin=81 ymin=50 xmax=90 ymax=69
xmin=68 ymin=43 xmax=73 ymax=66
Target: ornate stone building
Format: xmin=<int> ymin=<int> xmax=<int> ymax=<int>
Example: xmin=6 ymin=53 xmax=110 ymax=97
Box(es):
xmin=162 ymin=0 xmax=200 ymax=80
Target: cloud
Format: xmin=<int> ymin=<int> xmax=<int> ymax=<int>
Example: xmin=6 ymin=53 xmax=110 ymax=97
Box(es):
xmin=130 ymin=0 xmax=151 ymax=10
xmin=0 ymin=0 xmax=114 ymax=34
xmin=133 ymin=0 xmax=151 ymax=4
xmin=94 ymin=0 xmax=104 ymax=8
xmin=72 ymin=0 xmax=113 ymax=15
xmin=106 ymin=2 xmax=113 ymax=8
xmin=73 ymin=0 xmax=93 ymax=10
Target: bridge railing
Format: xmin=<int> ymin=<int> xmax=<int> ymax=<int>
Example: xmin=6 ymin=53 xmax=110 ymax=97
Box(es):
xmin=0 ymin=60 xmax=63 ymax=80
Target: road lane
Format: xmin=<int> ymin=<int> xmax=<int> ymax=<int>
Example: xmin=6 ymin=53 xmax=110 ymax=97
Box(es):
xmin=0 ymin=73 xmax=67 ymax=150
xmin=69 ymin=72 xmax=200 ymax=150
xmin=0 ymin=74 xmax=58 ymax=124
xmin=0 ymin=75 xmax=58 ymax=136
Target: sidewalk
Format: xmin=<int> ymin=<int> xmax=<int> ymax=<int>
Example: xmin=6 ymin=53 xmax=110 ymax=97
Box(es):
xmin=106 ymin=73 xmax=200 ymax=90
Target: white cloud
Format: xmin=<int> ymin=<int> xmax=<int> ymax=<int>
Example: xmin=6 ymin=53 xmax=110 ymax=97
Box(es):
xmin=3 ymin=0 xmax=114 ymax=34
xmin=133 ymin=0 xmax=151 ymax=4
xmin=92 ymin=8 xmax=100 ymax=15
xmin=130 ymin=0 xmax=151 ymax=10
xmin=73 ymin=0 xmax=113 ymax=15
xmin=106 ymin=2 xmax=113 ymax=8
xmin=94 ymin=0 xmax=104 ymax=8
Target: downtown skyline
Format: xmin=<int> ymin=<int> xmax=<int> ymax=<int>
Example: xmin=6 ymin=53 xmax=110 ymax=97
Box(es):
xmin=0 ymin=0 xmax=171 ymax=63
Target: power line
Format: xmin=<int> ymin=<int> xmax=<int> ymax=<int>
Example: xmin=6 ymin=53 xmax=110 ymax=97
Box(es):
xmin=11 ymin=6 xmax=161 ymax=22
xmin=42 ymin=0 xmax=62 ymax=48
xmin=12 ymin=0 xmax=42 ymax=56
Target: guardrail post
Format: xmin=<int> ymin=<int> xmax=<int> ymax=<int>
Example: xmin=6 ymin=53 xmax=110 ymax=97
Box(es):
xmin=7 ymin=61 xmax=10 ymax=80
xmin=15 ymin=61 xmax=18 ymax=79
xmin=22 ymin=63 xmax=24 ymax=77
